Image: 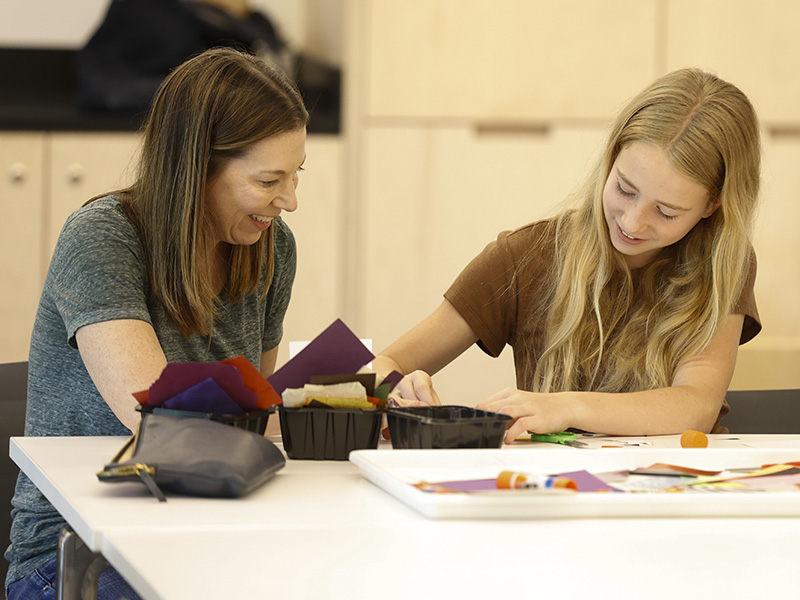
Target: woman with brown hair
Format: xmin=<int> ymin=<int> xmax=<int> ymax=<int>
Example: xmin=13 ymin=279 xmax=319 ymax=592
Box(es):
xmin=6 ymin=47 xmax=308 ymax=599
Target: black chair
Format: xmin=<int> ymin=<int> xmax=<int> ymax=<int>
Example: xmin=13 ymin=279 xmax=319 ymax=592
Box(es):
xmin=0 ymin=361 xmax=28 ymax=586
xmin=721 ymin=389 xmax=800 ymax=434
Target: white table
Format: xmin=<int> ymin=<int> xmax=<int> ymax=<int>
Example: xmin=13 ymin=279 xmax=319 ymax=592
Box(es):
xmin=10 ymin=435 xmax=800 ymax=600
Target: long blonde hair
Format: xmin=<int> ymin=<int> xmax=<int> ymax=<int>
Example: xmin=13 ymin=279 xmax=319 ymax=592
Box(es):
xmin=121 ymin=48 xmax=308 ymax=336
xmin=530 ymin=68 xmax=760 ymax=393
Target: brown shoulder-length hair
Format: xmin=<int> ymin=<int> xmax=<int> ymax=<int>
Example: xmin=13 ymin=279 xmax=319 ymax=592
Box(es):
xmin=120 ymin=47 xmax=309 ymax=337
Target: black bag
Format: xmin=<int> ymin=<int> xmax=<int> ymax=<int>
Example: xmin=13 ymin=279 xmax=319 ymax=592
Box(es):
xmin=97 ymin=413 xmax=285 ymax=501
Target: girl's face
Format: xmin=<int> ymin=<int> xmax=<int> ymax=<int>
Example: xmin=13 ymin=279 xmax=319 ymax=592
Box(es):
xmin=602 ymin=141 xmax=719 ymax=269
xmin=205 ymin=128 xmax=306 ymax=249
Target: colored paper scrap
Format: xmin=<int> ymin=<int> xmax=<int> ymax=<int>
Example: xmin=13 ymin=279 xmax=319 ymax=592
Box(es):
xmin=162 ymin=378 xmax=244 ymax=414
xmin=415 ymin=479 xmax=498 ymax=493
xmin=413 ymin=470 xmax=617 ymax=493
xmin=267 ymin=319 xmax=374 ymax=395
xmin=142 ymin=361 xmax=258 ymax=411
xmin=380 ymin=370 xmax=403 ymax=391
xmin=555 ymin=470 xmax=621 ymax=493
xmin=632 ymin=463 xmax=722 ymax=477
xmin=310 ymin=373 xmax=376 ymax=396
xmin=221 ymin=355 xmax=282 ymax=408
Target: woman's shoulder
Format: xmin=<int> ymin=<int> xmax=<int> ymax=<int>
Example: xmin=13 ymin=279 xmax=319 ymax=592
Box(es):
xmin=63 ymin=194 xmax=136 ymax=235
xmin=55 ymin=194 xmax=143 ymax=261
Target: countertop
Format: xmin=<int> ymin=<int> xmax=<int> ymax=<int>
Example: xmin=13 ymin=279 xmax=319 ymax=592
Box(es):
xmin=0 ymin=47 xmax=340 ymax=134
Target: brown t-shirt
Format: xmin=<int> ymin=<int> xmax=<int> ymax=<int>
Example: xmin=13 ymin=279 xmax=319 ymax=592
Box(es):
xmin=444 ymin=218 xmax=761 ymax=433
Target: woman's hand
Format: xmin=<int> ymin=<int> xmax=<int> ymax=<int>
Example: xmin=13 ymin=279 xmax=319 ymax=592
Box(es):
xmin=478 ymin=389 xmax=574 ymax=444
xmin=388 ymin=370 xmax=442 ymax=407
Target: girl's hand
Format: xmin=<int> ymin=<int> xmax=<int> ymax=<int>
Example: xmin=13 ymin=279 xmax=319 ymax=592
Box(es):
xmin=388 ymin=370 xmax=442 ymax=407
xmin=477 ymin=389 xmax=574 ymax=444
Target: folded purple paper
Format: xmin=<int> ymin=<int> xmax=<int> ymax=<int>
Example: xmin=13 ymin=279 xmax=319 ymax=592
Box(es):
xmin=162 ymin=378 xmax=244 ymax=414
xmin=267 ymin=319 xmax=375 ymax=395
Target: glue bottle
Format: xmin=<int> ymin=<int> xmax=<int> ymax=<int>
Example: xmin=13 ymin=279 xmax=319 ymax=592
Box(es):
xmin=496 ymin=470 xmax=578 ymax=490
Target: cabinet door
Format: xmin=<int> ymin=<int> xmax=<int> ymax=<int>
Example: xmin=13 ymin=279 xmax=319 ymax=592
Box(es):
xmin=730 ymin=132 xmax=800 ymax=389
xmin=275 ymin=135 xmax=345 ymax=367
xmin=365 ymin=0 xmax=659 ymax=121
xmin=667 ymin=0 xmax=800 ymax=124
xmin=0 ymin=133 xmax=45 ymax=362
xmin=358 ymin=124 xmax=607 ymax=403
xmin=46 ymin=132 xmax=141 ymax=262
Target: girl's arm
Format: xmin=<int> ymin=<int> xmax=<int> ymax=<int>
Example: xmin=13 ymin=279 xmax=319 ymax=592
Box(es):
xmin=75 ymin=319 xmax=168 ymax=433
xmin=372 ymin=299 xmax=479 ymax=405
xmin=479 ymin=314 xmax=745 ymax=442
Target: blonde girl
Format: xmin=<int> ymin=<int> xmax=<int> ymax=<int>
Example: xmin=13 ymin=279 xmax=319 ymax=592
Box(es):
xmin=374 ymin=68 xmax=761 ymax=442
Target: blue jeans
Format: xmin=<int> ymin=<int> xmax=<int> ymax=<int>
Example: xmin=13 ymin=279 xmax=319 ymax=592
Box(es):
xmin=5 ymin=556 xmax=142 ymax=600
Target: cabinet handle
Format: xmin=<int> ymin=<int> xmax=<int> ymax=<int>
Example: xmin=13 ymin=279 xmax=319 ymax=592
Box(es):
xmin=474 ymin=122 xmax=550 ymax=137
xmin=768 ymin=125 xmax=800 ymax=139
xmin=8 ymin=162 xmax=27 ymax=183
xmin=66 ymin=163 xmax=86 ymax=184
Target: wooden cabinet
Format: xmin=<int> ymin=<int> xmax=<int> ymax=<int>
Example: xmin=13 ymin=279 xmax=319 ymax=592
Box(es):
xmin=0 ymin=132 xmax=344 ymax=367
xmin=0 ymin=133 xmax=46 ymax=363
xmin=364 ymin=0 xmax=659 ymax=121
xmin=667 ymin=0 xmax=800 ymax=124
xmin=0 ymin=131 xmax=140 ymax=362
xmin=46 ymin=133 xmax=141 ymax=260
xmin=730 ymin=132 xmax=800 ymax=389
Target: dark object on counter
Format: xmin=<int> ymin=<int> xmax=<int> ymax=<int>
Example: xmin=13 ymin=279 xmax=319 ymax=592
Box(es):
xmin=73 ymin=0 xmax=340 ymax=130
xmin=136 ymin=404 xmax=274 ymax=435
xmin=279 ymin=406 xmax=383 ymax=460
xmin=0 ymin=1 xmax=340 ymax=133
xmin=98 ymin=412 xmax=286 ymax=500
xmin=387 ymin=405 xmax=512 ymax=449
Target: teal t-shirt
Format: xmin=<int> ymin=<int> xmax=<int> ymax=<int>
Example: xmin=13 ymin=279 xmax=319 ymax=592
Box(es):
xmin=5 ymin=196 xmax=296 ymax=586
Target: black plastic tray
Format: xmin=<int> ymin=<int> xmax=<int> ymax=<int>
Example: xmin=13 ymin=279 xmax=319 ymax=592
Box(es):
xmin=387 ymin=405 xmax=511 ymax=449
xmin=137 ymin=405 xmax=273 ymax=435
xmin=279 ymin=406 xmax=382 ymax=460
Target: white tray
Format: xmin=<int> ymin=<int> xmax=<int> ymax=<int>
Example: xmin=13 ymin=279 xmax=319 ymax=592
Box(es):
xmin=349 ymin=447 xmax=800 ymax=519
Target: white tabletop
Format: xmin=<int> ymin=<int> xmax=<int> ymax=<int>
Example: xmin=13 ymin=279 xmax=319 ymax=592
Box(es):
xmin=11 ymin=434 xmax=800 ymax=600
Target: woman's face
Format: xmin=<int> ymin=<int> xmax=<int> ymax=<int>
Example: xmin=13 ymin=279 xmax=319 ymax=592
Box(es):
xmin=205 ymin=128 xmax=307 ymax=249
xmin=602 ymin=141 xmax=719 ymax=269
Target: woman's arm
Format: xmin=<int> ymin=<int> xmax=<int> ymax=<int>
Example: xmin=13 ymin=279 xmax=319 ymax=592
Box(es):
xmin=75 ymin=319 xmax=168 ymax=433
xmin=260 ymin=346 xmax=279 ymax=378
xmin=479 ymin=314 xmax=745 ymax=442
xmin=372 ymin=299 xmax=479 ymax=405
xmin=260 ymin=346 xmax=282 ymax=436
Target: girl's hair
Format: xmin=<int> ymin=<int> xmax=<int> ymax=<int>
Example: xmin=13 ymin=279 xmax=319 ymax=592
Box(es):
xmin=529 ymin=68 xmax=760 ymax=393
xmin=121 ymin=47 xmax=309 ymax=337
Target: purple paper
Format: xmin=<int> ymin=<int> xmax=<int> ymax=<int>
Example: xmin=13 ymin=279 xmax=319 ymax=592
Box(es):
xmin=417 ymin=470 xmax=621 ymax=493
xmin=148 ymin=362 xmax=258 ymax=411
xmin=419 ymin=478 xmax=499 ymax=493
xmin=382 ymin=370 xmax=403 ymax=391
xmin=556 ymin=470 xmax=622 ymax=493
xmin=162 ymin=378 xmax=244 ymax=414
xmin=267 ymin=319 xmax=375 ymax=394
